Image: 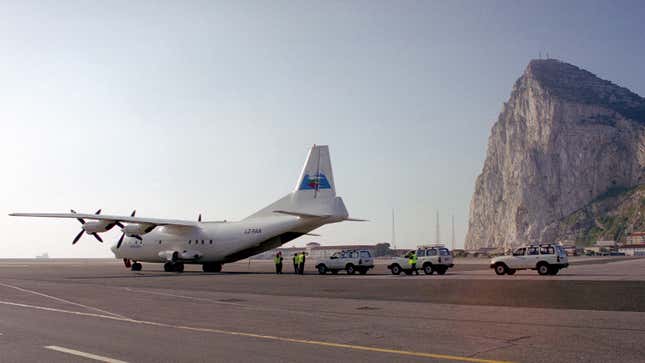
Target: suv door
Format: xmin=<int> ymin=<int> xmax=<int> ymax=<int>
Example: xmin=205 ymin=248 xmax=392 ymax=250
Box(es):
xmin=526 ymin=246 xmax=540 ymax=268
xmin=511 ymin=247 xmax=527 ymax=268
xmin=359 ymin=250 xmax=373 ymax=266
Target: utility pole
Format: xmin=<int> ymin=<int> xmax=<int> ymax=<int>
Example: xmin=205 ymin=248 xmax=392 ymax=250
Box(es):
xmin=435 ymin=211 xmax=440 ymax=245
xmin=391 ymin=208 xmax=396 ymax=250
xmin=451 ymin=215 xmax=456 ymax=250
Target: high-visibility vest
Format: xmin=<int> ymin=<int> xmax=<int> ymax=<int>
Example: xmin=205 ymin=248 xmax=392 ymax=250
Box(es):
xmin=274 ymin=256 xmax=281 ymax=264
xmin=408 ymin=254 xmax=417 ymax=265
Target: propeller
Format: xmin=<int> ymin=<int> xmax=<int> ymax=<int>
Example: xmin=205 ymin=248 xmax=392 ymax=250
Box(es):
xmin=198 ymin=214 xmax=202 ymax=222
xmin=71 ymin=209 xmax=103 ymax=244
xmin=116 ymin=210 xmax=138 ymax=249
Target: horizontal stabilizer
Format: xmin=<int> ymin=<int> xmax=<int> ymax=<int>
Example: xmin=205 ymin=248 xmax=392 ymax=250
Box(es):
xmin=272 ymin=210 xmax=331 ymax=219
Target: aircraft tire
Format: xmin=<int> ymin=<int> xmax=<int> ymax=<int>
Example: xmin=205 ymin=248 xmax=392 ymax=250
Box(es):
xmin=174 ymin=263 xmax=184 ymax=273
xmin=131 ymin=262 xmax=142 ymax=272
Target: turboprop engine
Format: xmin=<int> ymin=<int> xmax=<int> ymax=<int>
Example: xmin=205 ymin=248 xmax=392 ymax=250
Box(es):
xmin=71 ymin=209 xmax=119 ymax=244
xmin=122 ymin=223 xmax=156 ymax=236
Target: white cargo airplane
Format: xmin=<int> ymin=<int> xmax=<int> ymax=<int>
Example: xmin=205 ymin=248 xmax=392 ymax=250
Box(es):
xmin=10 ymin=145 xmax=363 ymax=272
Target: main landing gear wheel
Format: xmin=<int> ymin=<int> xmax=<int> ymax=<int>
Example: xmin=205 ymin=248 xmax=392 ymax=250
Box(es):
xmin=164 ymin=262 xmax=185 ymax=272
xmin=202 ymin=263 xmax=222 ymax=273
xmin=131 ymin=262 xmax=142 ymax=271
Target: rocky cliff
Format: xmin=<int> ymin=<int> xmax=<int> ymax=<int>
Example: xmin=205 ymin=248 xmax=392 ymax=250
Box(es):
xmin=466 ymin=59 xmax=645 ymax=249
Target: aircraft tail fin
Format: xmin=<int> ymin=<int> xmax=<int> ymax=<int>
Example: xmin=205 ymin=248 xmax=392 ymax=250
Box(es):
xmin=245 ymin=145 xmax=348 ymax=220
xmin=294 ymin=145 xmax=335 ymax=199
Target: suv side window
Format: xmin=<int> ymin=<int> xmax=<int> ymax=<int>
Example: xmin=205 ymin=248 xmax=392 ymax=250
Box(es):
xmin=428 ymin=249 xmax=438 ymax=256
xmin=360 ymin=251 xmax=371 ymax=258
xmin=556 ymin=245 xmax=566 ymax=257
xmin=540 ymin=246 xmax=555 ymax=255
xmin=439 ymin=248 xmax=450 ymax=256
xmin=417 ymin=249 xmax=426 ymax=257
xmin=513 ymin=248 xmax=526 ymax=256
xmin=527 ymin=246 xmax=539 ymax=255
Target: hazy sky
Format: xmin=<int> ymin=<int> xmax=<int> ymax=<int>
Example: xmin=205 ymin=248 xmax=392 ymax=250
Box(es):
xmin=2 ymin=1 xmax=644 ymax=257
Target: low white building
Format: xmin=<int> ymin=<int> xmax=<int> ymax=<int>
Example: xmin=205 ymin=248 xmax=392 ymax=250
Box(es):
xmin=618 ymin=244 xmax=645 ymax=256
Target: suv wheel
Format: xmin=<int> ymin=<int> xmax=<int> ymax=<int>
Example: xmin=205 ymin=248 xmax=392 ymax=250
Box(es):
xmin=548 ymin=266 xmax=559 ymax=275
xmin=494 ymin=263 xmax=507 ymax=275
xmin=390 ymin=264 xmax=401 ymax=275
xmin=537 ymin=263 xmax=550 ymax=275
xmin=359 ymin=268 xmax=367 ymax=275
xmin=423 ymin=264 xmax=433 ymax=275
xmin=346 ymin=264 xmax=356 ymax=275
xmin=317 ymin=265 xmax=327 ymax=275
xmin=436 ymin=266 xmax=447 ymax=275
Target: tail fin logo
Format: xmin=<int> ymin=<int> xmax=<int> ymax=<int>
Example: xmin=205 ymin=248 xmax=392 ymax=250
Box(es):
xmin=299 ymin=173 xmax=331 ymax=190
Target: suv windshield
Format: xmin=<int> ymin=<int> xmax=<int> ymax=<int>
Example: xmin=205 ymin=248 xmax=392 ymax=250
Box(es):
xmin=513 ymin=248 xmax=526 ymax=256
xmin=360 ymin=251 xmax=371 ymax=258
xmin=439 ymin=248 xmax=450 ymax=256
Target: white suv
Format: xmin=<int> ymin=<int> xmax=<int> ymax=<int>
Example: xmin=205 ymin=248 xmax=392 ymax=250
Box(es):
xmin=490 ymin=244 xmax=569 ymax=275
xmin=387 ymin=246 xmax=454 ymax=275
xmin=316 ymin=249 xmax=374 ymax=275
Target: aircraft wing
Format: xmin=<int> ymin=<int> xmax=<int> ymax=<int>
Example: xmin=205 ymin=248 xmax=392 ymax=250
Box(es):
xmin=9 ymin=212 xmax=199 ymax=227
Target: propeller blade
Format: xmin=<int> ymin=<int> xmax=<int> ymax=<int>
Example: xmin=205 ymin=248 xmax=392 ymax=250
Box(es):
xmin=92 ymin=233 xmax=103 ymax=243
xmin=115 ymin=221 xmax=124 ymax=228
xmin=131 ymin=210 xmax=136 ymax=217
xmin=72 ymin=230 xmax=84 ymax=245
xmin=116 ymin=233 xmax=125 ymax=249
xmin=70 ymin=209 xmax=85 ymax=224
xmin=198 ymin=214 xmax=202 ymax=222
xmin=95 ymin=209 xmax=102 ymax=215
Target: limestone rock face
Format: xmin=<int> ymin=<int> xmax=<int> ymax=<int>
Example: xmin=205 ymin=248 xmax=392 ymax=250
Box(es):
xmin=466 ymin=59 xmax=645 ymax=249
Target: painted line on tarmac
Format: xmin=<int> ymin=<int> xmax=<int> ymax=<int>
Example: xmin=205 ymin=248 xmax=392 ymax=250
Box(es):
xmin=121 ymin=287 xmax=247 ymax=307
xmin=44 ymin=345 xmax=128 ymax=363
xmin=1 ymin=300 xmax=511 ymax=363
xmin=0 ymin=282 xmax=127 ymax=319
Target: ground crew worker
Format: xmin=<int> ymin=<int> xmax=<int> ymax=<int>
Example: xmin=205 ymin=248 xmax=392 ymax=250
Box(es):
xmin=293 ymin=253 xmax=299 ymax=274
xmin=298 ymin=252 xmax=306 ymax=275
xmin=274 ymin=251 xmax=283 ymax=274
xmin=408 ymin=250 xmax=419 ymax=275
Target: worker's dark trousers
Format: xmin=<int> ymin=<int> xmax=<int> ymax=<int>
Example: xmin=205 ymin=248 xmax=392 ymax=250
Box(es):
xmin=298 ymin=263 xmax=304 ymax=274
xmin=275 ymin=263 xmax=282 ymax=274
xmin=293 ymin=263 xmax=298 ymax=274
xmin=411 ymin=263 xmax=418 ymax=274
